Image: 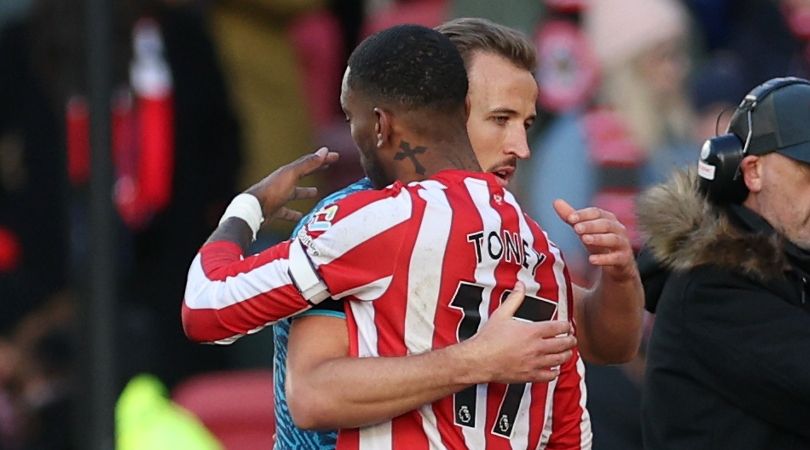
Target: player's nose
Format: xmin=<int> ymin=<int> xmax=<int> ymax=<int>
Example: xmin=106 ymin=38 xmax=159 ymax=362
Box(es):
xmin=505 ymin=128 xmax=531 ymax=160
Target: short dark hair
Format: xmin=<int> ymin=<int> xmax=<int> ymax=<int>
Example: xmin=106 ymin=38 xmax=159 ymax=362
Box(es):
xmin=347 ymin=24 xmax=468 ymax=112
xmin=436 ymin=18 xmax=536 ymax=72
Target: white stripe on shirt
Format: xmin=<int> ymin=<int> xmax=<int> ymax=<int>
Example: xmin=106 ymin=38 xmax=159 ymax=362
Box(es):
xmin=307 ymin=194 xmax=412 ymax=266
xmin=184 ymin=252 xmax=291 ymax=310
xmin=405 ymin=181 xmax=452 ymax=449
xmin=462 ymin=177 xmax=502 ymax=449
xmin=404 ymin=181 xmax=451 ymax=354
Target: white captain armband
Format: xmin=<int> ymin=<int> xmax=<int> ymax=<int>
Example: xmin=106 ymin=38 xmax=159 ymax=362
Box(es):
xmin=219 ymin=193 xmax=264 ymax=241
xmin=288 ymin=239 xmax=331 ymax=304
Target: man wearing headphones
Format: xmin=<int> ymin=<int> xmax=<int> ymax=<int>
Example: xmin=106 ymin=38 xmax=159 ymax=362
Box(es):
xmin=636 ymin=77 xmax=810 ymax=449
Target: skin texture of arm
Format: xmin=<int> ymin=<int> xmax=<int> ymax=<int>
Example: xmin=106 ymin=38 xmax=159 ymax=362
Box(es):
xmin=286 ymin=282 xmax=578 ymax=430
xmin=554 ymin=199 xmax=644 ymax=364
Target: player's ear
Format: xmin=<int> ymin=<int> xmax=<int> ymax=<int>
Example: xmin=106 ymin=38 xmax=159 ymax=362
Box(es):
xmin=373 ymin=107 xmax=393 ymax=148
xmin=740 ymin=154 xmax=763 ymax=193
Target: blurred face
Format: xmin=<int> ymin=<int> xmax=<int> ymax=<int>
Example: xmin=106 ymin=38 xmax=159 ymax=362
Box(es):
xmin=638 ymin=39 xmax=690 ymax=99
xmin=340 ymin=68 xmax=391 ymax=188
xmin=748 ymin=153 xmax=810 ymax=249
xmin=466 ymin=51 xmax=538 ymax=187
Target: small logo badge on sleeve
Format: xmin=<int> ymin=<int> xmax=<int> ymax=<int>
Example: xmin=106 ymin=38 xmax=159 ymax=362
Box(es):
xmin=308 ymin=204 xmax=339 ymax=232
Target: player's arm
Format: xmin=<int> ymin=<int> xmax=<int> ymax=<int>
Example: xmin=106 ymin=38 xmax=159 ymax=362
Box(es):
xmin=286 ymin=283 xmax=577 ymax=430
xmin=182 ymin=149 xmax=339 ymax=344
xmin=554 ymin=199 xmax=644 ymax=364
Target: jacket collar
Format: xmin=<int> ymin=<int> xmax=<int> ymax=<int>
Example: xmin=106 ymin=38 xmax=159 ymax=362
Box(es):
xmin=636 ymin=169 xmax=790 ymax=281
xmin=729 ymin=204 xmax=810 ymax=276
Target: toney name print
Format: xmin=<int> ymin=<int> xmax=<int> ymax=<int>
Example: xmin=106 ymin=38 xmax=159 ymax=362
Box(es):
xmin=466 ymin=230 xmax=546 ymax=276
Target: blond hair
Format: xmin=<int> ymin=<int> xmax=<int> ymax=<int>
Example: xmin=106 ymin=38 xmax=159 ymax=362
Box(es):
xmin=436 ymin=17 xmax=536 ymax=72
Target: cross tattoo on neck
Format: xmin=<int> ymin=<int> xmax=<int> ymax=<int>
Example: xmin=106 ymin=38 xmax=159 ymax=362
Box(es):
xmin=394 ymin=141 xmax=427 ymax=175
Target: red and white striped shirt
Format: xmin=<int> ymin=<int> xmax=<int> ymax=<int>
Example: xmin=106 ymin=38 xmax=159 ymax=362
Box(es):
xmin=182 ymin=170 xmax=591 ymax=449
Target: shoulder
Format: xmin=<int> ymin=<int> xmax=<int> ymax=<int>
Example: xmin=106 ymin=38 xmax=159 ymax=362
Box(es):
xmin=291 ymin=178 xmax=375 ymax=237
xmin=304 ymin=183 xmax=413 ymax=234
xmin=662 ymin=266 xmax=792 ymax=321
xmin=324 ymin=178 xmax=375 ymax=202
xmin=292 ymin=182 xmax=415 ymax=261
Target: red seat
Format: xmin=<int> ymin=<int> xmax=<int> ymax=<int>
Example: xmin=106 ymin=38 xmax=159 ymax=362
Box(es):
xmin=173 ymin=370 xmax=275 ymax=450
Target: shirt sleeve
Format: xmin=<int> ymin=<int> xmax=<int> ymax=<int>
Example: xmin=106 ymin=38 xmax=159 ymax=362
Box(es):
xmin=182 ymin=239 xmax=311 ymax=344
xmin=182 ymin=187 xmax=410 ymax=344
xmin=290 ymin=187 xmax=412 ymax=302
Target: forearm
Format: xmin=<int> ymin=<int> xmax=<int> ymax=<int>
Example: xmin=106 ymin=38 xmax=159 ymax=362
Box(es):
xmin=182 ymin=219 xmax=311 ymax=344
xmin=288 ymin=339 xmax=482 ymax=429
xmin=574 ymin=272 xmax=644 ymax=364
xmin=207 ymin=216 xmax=254 ymax=250
xmin=287 ymin=286 xmax=579 ymax=430
xmin=288 ymin=349 xmax=474 ymax=430
xmin=552 ymin=199 xmax=644 ymax=364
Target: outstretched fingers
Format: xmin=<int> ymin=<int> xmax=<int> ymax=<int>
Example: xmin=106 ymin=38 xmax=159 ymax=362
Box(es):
xmin=292 ymin=186 xmax=319 ymax=201
xmin=290 ymin=147 xmax=340 ymax=178
xmin=554 ymin=199 xmax=633 ymax=269
xmin=272 ymin=207 xmax=305 ymax=223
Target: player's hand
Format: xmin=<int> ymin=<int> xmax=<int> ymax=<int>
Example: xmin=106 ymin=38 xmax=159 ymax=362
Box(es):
xmin=245 ymin=147 xmax=340 ymax=222
xmin=553 ymin=199 xmax=637 ymax=283
xmin=462 ymin=282 xmax=576 ymax=384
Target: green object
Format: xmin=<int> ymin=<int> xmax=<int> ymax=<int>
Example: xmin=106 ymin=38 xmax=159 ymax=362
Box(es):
xmin=450 ymin=0 xmax=544 ymax=36
xmin=116 ymin=374 xmax=223 ymax=450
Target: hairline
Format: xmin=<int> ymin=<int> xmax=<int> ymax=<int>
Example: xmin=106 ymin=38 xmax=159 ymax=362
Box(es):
xmin=436 ymin=18 xmax=537 ymax=73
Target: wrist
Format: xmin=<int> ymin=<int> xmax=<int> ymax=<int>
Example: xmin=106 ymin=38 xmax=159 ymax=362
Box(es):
xmin=603 ymin=264 xmax=641 ymax=284
xmin=219 ymin=193 xmax=264 ymax=241
xmin=447 ymin=338 xmax=493 ymax=385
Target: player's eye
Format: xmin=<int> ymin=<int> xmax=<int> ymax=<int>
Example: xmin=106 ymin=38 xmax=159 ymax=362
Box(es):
xmin=493 ymin=116 xmax=508 ymax=126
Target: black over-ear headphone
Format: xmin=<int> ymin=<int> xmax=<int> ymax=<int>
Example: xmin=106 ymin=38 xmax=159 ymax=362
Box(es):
xmin=697 ymin=77 xmax=810 ymax=204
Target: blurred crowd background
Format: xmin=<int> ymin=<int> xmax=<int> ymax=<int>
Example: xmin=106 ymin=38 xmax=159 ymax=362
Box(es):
xmin=1 ymin=0 xmax=808 ymax=448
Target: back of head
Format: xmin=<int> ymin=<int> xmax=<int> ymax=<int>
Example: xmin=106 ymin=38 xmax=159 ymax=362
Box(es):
xmin=346 ymin=24 xmax=468 ymax=115
xmin=698 ymin=77 xmax=810 ymax=204
xmin=727 ymin=78 xmax=810 ymax=162
xmin=435 ymin=17 xmax=536 ymax=72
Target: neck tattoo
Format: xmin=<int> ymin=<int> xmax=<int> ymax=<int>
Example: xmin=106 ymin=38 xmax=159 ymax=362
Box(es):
xmin=394 ymin=141 xmax=427 ymax=175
